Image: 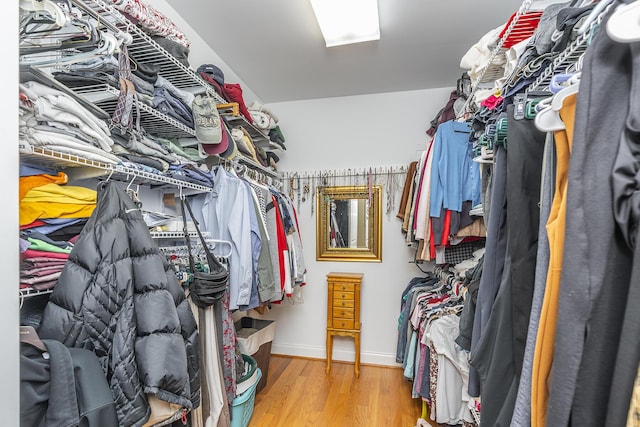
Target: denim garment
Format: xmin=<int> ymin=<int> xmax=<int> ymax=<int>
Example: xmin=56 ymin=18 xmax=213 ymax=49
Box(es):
xmin=168 ymin=164 xmax=213 ymax=187
xmin=155 ymin=75 xmax=195 ymax=109
xmin=153 ymin=87 xmax=194 ymax=128
xmin=20 ymin=163 xmax=55 ymax=177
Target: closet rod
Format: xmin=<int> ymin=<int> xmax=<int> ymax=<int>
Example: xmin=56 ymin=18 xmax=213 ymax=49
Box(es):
xmin=21 ymin=146 xmax=213 ymax=193
xmin=283 ymin=166 xmax=407 ymax=181
xmin=71 ymin=0 xmax=128 ymax=40
xmin=236 ymin=156 xmax=282 ymax=180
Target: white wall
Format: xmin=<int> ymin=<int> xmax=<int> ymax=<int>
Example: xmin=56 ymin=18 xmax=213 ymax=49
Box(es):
xmin=3 ymin=2 xmax=20 ymax=423
xmin=248 ymin=88 xmax=452 ymax=366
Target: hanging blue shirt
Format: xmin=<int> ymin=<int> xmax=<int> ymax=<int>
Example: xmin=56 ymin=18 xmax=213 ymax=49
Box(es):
xmin=429 ymin=120 xmax=480 ymax=217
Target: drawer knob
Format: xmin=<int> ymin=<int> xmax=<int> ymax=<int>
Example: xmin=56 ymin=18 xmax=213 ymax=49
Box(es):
xmin=341 ymin=302 xmax=345 ymax=306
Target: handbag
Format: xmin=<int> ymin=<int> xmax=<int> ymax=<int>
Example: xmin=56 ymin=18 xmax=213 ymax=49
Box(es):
xmin=180 ymin=197 xmax=229 ymax=308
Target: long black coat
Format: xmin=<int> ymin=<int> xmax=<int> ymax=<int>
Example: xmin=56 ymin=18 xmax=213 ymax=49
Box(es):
xmin=38 ymin=181 xmax=200 ymax=427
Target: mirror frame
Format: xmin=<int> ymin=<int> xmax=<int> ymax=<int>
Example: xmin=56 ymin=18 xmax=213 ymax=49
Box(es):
xmin=316 ymin=185 xmax=382 ymax=262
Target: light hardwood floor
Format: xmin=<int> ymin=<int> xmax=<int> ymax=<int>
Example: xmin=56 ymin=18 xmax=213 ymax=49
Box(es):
xmin=249 ymin=355 xmax=433 ymax=427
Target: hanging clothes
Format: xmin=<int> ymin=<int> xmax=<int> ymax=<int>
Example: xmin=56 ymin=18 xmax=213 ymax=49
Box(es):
xmin=546 ymin=9 xmax=635 ymax=425
xmin=190 ymin=166 xmax=253 ymax=311
xmin=37 ymin=181 xmax=200 ymax=427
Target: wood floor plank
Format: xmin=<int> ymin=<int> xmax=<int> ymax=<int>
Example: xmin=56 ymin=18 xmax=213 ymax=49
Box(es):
xmin=249 ymin=356 xmax=431 ymax=427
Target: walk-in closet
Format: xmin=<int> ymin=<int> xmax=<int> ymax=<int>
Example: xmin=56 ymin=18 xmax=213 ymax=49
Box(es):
xmin=7 ymin=0 xmax=640 ymax=426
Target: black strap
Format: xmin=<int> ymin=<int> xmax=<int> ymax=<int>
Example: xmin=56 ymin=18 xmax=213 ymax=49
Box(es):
xmin=180 ymin=197 xmax=225 ymax=274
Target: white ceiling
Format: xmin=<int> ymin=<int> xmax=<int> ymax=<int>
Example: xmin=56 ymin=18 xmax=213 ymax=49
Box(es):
xmin=166 ymin=0 xmax=518 ymax=103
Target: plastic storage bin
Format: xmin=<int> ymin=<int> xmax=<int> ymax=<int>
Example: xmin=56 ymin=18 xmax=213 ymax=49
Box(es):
xmin=236 ymin=354 xmax=259 ymax=396
xmin=235 ymin=317 xmax=275 ymax=394
xmin=231 ymin=368 xmax=262 ymax=427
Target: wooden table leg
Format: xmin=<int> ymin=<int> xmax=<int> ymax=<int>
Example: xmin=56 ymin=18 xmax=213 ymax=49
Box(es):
xmin=354 ymin=331 xmax=361 ymax=378
xmin=325 ymin=331 xmax=333 ymax=375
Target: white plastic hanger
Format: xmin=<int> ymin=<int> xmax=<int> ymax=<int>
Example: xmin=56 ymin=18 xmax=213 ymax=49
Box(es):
xmin=606 ymin=0 xmax=640 ymax=42
xmin=577 ymin=0 xmax=615 ymax=34
xmin=21 ymin=29 xmax=118 ymax=67
xmin=535 ymin=78 xmax=580 ymax=131
xmin=19 ymin=0 xmax=67 ymax=29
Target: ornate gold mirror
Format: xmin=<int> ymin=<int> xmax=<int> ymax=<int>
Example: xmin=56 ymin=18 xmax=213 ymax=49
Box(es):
xmin=316 ymin=185 xmax=382 ymax=262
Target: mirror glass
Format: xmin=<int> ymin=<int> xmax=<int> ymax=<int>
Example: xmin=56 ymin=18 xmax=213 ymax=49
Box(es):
xmin=317 ymin=185 xmax=382 ymax=262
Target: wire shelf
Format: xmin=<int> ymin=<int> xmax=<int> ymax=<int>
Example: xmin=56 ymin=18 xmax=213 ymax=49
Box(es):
xmin=73 ymin=0 xmax=223 ymax=99
xmin=19 ymin=1 xmax=276 ymax=149
xmin=68 ymin=83 xmax=197 ymax=138
xmin=224 ymin=115 xmax=271 ymax=147
xmin=150 ymin=231 xmax=210 ymax=239
xmin=19 ymin=287 xmax=54 ymax=300
xmin=235 ymin=156 xmax=281 ymax=180
xmin=20 ymin=146 xmax=212 ymax=193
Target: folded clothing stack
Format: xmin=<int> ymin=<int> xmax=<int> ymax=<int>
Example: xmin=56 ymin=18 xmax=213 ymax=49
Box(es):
xmin=248 ymin=100 xmax=287 ymax=152
xmin=20 ymin=81 xmax=119 ymax=164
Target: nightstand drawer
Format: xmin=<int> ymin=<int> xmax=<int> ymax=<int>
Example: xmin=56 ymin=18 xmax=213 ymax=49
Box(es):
xmin=333 ymin=291 xmax=354 ymax=301
xmin=334 ymin=283 xmax=355 ymax=292
xmin=333 ymin=298 xmax=355 ymax=308
xmin=333 ymin=319 xmax=354 ymax=329
xmin=333 ymin=307 xmax=355 ymax=319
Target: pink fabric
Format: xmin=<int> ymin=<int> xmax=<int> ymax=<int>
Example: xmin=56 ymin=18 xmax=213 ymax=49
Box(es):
xmin=21 ymin=220 xmax=47 ymax=230
xmin=22 ymin=258 xmax=68 ymax=267
xmin=112 ymin=0 xmax=190 ymax=48
xmin=32 ymin=280 xmax=58 ymax=291
xmin=20 ymin=271 xmax=62 ymax=285
xmin=480 ymin=95 xmax=503 ymax=110
xmin=21 ymin=249 xmax=70 ymax=260
xmin=21 ymin=266 xmax=64 ymax=277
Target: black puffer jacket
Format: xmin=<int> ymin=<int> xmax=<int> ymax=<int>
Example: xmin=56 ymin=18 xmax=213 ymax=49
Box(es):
xmin=38 ymin=182 xmax=200 ymax=427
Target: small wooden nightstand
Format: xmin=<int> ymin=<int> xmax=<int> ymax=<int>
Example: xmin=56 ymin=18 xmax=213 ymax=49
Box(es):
xmin=325 ymin=272 xmax=363 ymax=378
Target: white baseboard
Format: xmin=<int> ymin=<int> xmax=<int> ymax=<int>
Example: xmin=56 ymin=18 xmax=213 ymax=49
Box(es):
xmin=271 ymin=343 xmax=401 ymax=367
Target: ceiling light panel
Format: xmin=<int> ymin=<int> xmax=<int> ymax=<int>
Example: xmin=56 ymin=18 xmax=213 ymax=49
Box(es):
xmin=309 ymin=0 xmax=380 ymax=47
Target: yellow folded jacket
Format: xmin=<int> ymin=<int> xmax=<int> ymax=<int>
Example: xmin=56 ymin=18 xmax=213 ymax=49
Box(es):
xmin=19 ymin=172 xmax=68 ymax=202
xmin=20 ymin=183 xmax=97 ymax=226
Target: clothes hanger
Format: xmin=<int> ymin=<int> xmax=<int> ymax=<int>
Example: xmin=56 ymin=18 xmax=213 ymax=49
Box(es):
xmin=535 ymin=78 xmax=580 ymax=131
xmin=21 ymin=28 xmax=117 ymax=67
xmin=577 ymin=0 xmax=615 ymax=35
xmin=606 ymin=0 xmax=640 ymax=42
xmin=19 ymin=0 xmax=67 ymax=30
xmin=20 ymin=16 xmax=95 ymax=56
xmin=125 ymin=176 xmax=142 ymax=208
